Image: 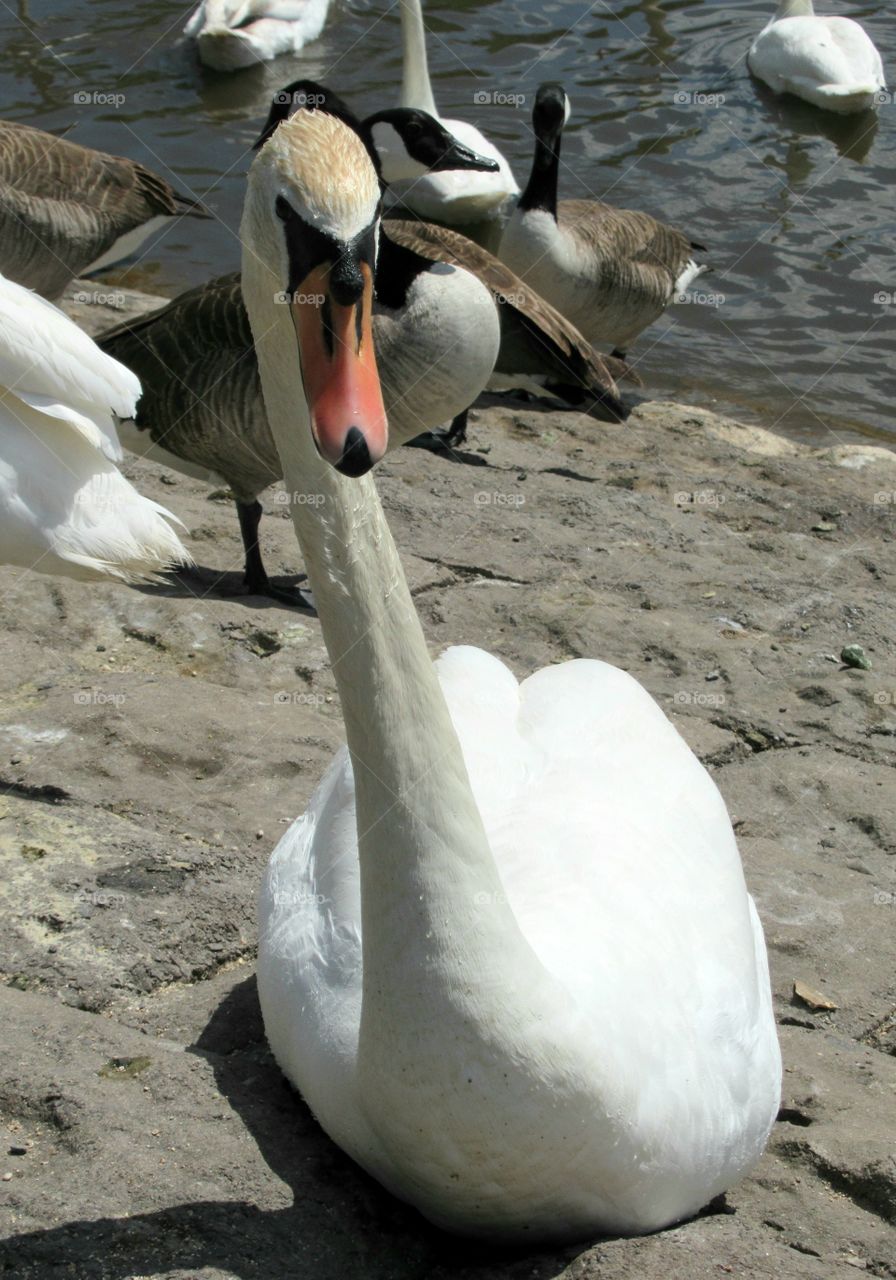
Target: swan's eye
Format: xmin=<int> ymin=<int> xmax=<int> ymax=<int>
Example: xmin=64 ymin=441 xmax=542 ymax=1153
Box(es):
xmin=275 ymin=195 xmax=293 ymax=222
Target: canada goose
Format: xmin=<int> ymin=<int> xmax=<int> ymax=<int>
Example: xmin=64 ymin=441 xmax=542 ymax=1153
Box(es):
xmin=100 ymin=87 xmax=505 ymax=604
xmin=0 ymin=272 xmax=189 ymax=583
xmin=748 ymin=1 xmax=885 ymax=114
xmin=184 ymin=0 xmax=329 ymax=71
xmin=388 ymin=0 xmax=518 ymax=225
xmin=241 ymin=103 xmax=781 ymax=1243
xmin=498 ymin=84 xmax=708 ymax=358
xmin=0 ymin=120 xmax=207 ymax=300
xmin=383 ymin=217 xmax=634 ymax=444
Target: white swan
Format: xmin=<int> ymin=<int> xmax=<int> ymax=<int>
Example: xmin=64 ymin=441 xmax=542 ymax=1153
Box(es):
xmin=184 ymin=0 xmax=329 ymax=71
xmin=0 ymin=274 xmax=189 ymax=583
xmin=748 ymin=0 xmax=886 ymax=114
xmin=388 ymin=0 xmax=518 ymax=225
xmin=246 ymin=109 xmax=781 ymax=1242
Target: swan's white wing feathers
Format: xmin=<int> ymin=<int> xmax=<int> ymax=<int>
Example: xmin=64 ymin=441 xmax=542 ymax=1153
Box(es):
xmin=0 ymin=274 xmax=189 ymax=582
xmin=0 ymin=276 xmax=139 ymax=459
xmin=0 ymin=397 xmax=189 ymax=581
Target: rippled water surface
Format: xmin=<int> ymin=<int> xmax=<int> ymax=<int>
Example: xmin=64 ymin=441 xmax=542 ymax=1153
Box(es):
xmin=1 ymin=0 xmax=893 ymax=443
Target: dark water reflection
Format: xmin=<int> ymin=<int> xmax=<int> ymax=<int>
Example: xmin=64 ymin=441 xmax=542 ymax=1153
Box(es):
xmin=0 ymin=0 xmax=892 ymax=444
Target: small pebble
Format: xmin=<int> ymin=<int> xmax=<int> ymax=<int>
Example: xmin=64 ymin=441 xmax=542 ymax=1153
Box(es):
xmin=1 ymin=1173 xmax=11 ymax=1182
xmin=705 ymin=671 xmax=720 ymax=682
xmin=255 ymin=830 xmax=264 ymax=840
xmin=8 ymin=1146 xmax=26 ymax=1157
xmin=841 ymin=645 xmax=871 ymax=671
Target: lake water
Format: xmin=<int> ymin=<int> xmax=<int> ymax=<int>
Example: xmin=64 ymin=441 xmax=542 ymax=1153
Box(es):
xmin=1 ymin=0 xmax=893 ymax=445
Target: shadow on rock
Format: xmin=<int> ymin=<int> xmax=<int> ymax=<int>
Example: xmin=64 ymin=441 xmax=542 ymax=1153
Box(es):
xmin=0 ymin=976 xmax=579 ymax=1280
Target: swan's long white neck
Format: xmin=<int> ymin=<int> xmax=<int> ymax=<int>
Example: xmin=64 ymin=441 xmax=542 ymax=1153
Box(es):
xmin=775 ymin=0 xmax=813 ymax=18
xmin=240 ymin=199 xmax=561 ymax=1063
xmin=399 ymin=0 xmax=439 ymax=118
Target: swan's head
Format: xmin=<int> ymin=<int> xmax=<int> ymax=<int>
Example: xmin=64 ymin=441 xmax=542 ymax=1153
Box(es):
xmin=244 ymin=108 xmax=387 ymax=478
xmin=365 ymin=109 xmax=500 ymax=185
xmin=532 ymin=83 xmax=571 ymax=148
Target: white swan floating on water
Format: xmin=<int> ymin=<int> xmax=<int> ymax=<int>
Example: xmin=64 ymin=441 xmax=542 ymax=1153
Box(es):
xmin=748 ymin=0 xmax=886 ymax=115
xmin=243 ymin=102 xmax=781 ymax=1242
xmin=0 ymin=274 xmax=189 ymax=584
xmin=184 ymin=0 xmax=329 ymax=71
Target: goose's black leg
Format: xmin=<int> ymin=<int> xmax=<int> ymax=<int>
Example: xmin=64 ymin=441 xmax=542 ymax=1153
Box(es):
xmin=234 ymin=499 xmax=313 ymax=610
xmin=237 ymin=499 xmax=268 ymax=594
xmin=443 ymin=409 xmax=468 ymax=448
xmin=405 ymin=409 xmax=469 ymax=453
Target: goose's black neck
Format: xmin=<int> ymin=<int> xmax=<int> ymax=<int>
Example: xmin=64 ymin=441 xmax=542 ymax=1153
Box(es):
xmin=374 ymin=227 xmax=433 ymax=310
xmin=518 ymin=128 xmax=560 ymax=219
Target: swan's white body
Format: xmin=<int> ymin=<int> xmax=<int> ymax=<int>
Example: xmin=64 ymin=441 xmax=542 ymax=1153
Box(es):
xmin=184 ymin=0 xmax=328 ymax=70
xmin=0 ymin=275 xmax=189 ymax=582
xmin=748 ymin=0 xmax=885 ymax=114
xmin=245 ymin=110 xmax=781 ymax=1243
xmin=388 ymin=0 xmax=518 ymax=224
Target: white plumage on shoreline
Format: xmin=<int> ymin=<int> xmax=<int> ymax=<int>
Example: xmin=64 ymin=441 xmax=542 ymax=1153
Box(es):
xmin=0 ymin=275 xmax=190 ymax=584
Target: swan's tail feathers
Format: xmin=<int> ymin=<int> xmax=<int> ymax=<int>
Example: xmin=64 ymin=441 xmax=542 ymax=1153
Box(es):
xmin=810 ymin=82 xmax=883 ymax=112
xmin=819 ymin=81 xmax=881 ymax=97
xmin=58 ymin=483 xmax=193 ymax=583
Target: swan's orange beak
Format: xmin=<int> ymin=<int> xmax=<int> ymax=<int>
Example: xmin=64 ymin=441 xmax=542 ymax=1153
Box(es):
xmin=290 ymin=261 xmax=387 ymax=477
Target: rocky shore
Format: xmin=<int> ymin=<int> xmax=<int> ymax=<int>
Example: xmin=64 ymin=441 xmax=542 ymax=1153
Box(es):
xmin=0 ymin=285 xmax=893 ymax=1279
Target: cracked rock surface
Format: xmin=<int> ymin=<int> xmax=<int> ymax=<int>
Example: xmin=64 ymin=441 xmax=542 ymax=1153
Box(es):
xmin=1 ymin=291 xmax=894 ymax=1278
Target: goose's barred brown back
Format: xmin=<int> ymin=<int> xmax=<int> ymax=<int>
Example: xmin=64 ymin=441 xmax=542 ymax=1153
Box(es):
xmin=0 ymin=120 xmax=208 ymax=299
xmin=383 ymin=218 xmax=636 ymax=423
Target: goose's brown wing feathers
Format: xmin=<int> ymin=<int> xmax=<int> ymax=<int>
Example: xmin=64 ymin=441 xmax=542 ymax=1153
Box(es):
xmin=557 ymin=198 xmax=695 ymax=299
xmin=384 ymin=218 xmax=635 ymax=421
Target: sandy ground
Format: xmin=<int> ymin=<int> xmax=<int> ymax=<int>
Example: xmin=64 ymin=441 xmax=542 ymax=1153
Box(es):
xmin=0 ymin=285 xmax=894 ymax=1279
